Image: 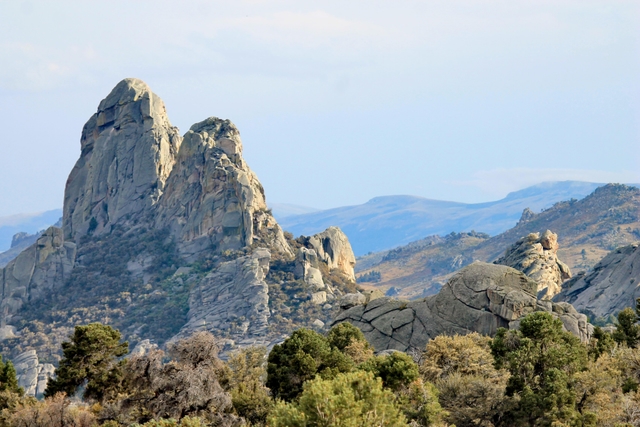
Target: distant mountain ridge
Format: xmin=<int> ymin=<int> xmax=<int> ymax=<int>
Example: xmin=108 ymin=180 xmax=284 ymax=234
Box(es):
xmin=355 ymin=184 xmax=640 ymax=301
xmin=280 ymin=181 xmax=629 ymax=256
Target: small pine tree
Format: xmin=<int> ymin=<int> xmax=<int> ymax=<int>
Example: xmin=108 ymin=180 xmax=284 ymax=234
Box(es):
xmin=44 ymin=323 xmax=128 ymax=401
xmin=613 ymin=307 xmax=640 ymax=348
xmin=0 ymin=356 xmax=23 ymax=395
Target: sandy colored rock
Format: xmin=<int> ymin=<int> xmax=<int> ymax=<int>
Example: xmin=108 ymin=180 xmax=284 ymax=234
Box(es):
xmin=64 ymin=78 xmax=182 ymax=240
xmin=294 ymin=247 xmax=325 ymax=289
xmin=299 ymin=227 xmax=356 ymax=281
xmin=495 ymin=230 xmax=571 ymax=299
xmin=334 ymin=262 xmax=592 ymax=353
xmin=554 ymin=243 xmax=640 ymax=319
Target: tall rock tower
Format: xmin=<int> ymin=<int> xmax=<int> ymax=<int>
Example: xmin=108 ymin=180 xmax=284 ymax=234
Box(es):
xmin=63 ymin=78 xmax=182 ymax=240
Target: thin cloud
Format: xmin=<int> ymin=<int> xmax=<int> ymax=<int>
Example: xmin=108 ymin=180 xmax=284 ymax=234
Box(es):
xmin=449 ymin=168 xmax=640 ymax=199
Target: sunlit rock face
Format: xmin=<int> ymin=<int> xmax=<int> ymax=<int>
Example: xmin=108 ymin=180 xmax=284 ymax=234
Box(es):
xmin=63 ymin=78 xmax=182 ymax=241
xmin=495 ymin=230 xmax=571 ymax=299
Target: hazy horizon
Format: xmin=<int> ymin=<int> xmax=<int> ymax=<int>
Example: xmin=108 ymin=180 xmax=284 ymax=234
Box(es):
xmin=1 ymin=1 xmax=638 ymax=217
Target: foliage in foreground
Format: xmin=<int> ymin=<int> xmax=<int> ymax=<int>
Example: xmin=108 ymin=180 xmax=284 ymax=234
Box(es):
xmin=10 ymin=303 xmax=640 ymax=426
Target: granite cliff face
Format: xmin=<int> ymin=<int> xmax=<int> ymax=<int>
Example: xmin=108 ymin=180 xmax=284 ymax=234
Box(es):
xmin=155 ymin=117 xmax=291 ymax=260
xmin=334 ymin=262 xmax=592 ymax=353
xmin=554 ymin=243 xmax=640 ymax=319
xmin=64 ymin=79 xmax=182 ymax=240
xmin=0 ymin=78 xmax=356 ymax=367
xmin=0 ymin=227 xmax=75 ymax=324
xmin=495 ymin=230 xmax=571 ymax=299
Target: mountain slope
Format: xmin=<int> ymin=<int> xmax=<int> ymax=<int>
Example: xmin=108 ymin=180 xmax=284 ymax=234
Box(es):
xmin=280 ymin=181 xmax=608 ymax=255
xmin=356 ymin=184 xmax=640 ymax=300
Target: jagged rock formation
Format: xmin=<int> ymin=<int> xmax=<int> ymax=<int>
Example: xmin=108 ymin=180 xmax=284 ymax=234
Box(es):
xmin=155 ymin=118 xmax=291 ymax=260
xmin=13 ymin=350 xmax=54 ymax=396
xmin=0 ymin=227 xmax=76 ymax=323
xmin=554 ymin=243 xmax=640 ymax=319
xmin=495 ymin=230 xmax=571 ymax=299
xmin=334 ymin=262 xmax=592 ymax=353
xmin=63 ymin=78 xmax=182 ymax=240
xmin=0 ymin=78 xmax=356 ymax=365
xmin=298 ymin=227 xmax=356 ymax=281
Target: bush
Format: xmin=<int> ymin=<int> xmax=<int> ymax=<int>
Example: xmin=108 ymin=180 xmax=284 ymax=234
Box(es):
xmin=267 ymin=370 xmax=406 ymax=427
xmin=266 ymin=329 xmax=353 ymax=401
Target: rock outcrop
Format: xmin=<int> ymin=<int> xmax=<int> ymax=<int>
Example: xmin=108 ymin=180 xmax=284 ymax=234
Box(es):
xmin=554 ymin=243 xmax=640 ymax=318
xmin=175 ymin=249 xmax=274 ymax=349
xmin=0 ymin=227 xmax=76 ymax=323
xmin=495 ymin=230 xmax=571 ymax=299
xmin=63 ymin=78 xmax=182 ymax=240
xmin=298 ymin=227 xmax=356 ymax=281
xmin=13 ymin=350 xmax=55 ymax=396
xmin=155 ymin=117 xmax=291 ymax=260
xmin=334 ymin=262 xmax=592 ymax=353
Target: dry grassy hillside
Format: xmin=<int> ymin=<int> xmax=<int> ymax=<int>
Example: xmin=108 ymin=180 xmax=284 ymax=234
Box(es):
xmin=356 ymin=184 xmax=640 ymax=299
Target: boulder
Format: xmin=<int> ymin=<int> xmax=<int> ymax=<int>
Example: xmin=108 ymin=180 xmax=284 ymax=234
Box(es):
xmin=339 ymin=293 xmax=367 ymax=310
xmin=300 ymin=227 xmax=356 ymax=281
xmin=554 ymin=243 xmax=640 ymax=319
xmin=495 ymin=230 xmax=571 ymax=299
xmin=294 ymin=248 xmax=325 ymax=289
xmin=13 ymin=350 xmax=54 ymax=397
xmin=63 ymin=78 xmax=182 ymax=240
xmin=334 ymin=262 xmax=592 ymax=353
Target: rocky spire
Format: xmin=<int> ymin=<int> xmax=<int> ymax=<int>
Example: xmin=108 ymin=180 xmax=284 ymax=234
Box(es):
xmin=155 ymin=117 xmax=292 ymax=259
xmin=63 ymin=78 xmax=182 ymax=240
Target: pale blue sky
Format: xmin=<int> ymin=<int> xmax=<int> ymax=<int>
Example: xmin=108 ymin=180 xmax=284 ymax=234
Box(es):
xmin=0 ymin=0 xmax=638 ymax=216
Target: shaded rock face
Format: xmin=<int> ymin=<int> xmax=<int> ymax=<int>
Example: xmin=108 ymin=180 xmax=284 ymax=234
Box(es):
xmin=495 ymin=230 xmax=571 ymax=299
xmin=176 ymin=249 xmax=273 ymax=348
xmin=14 ymin=350 xmax=55 ymax=397
xmin=299 ymin=227 xmax=356 ymax=281
xmin=63 ymin=78 xmax=182 ymax=240
xmin=334 ymin=262 xmax=592 ymax=353
xmin=156 ymin=118 xmax=291 ymax=260
xmin=554 ymin=243 xmax=640 ymax=319
xmin=0 ymin=227 xmax=76 ymax=323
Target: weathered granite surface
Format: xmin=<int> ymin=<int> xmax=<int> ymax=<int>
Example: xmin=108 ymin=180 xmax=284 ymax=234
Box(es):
xmin=495 ymin=230 xmax=571 ymax=299
xmin=156 ymin=117 xmax=291 ymax=260
xmin=334 ymin=262 xmax=592 ymax=353
xmin=13 ymin=350 xmax=55 ymax=396
xmin=299 ymin=227 xmax=356 ymax=281
xmin=554 ymin=243 xmax=640 ymax=318
xmin=0 ymin=227 xmax=76 ymax=323
xmin=64 ymin=78 xmax=182 ymax=240
xmin=175 ymin=249 xmax=273 ymax=348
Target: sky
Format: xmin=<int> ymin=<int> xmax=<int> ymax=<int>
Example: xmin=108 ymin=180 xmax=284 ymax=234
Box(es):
xmin=0 ymin=0 xmax=639 ymax=217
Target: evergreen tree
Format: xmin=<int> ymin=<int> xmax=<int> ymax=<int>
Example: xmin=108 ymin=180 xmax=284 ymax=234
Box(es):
xmin=491 ymin=312 xmax=588 ymax=426
xmin=0 ymin=355 xmax=23 ymax=395
xmin=44 ymin=323 xmax=128 ymax=401
xmin=613 ymin=307 xmax=640 ymax=348
xmin=266 ymin=328 xmax=353 ymax=401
